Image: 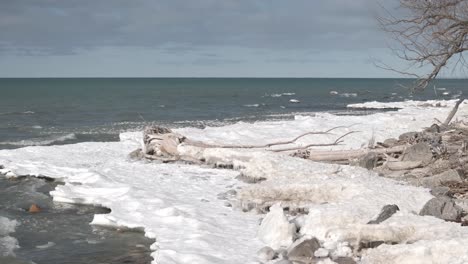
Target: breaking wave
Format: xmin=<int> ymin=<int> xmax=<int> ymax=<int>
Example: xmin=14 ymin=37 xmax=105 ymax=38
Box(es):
xmin=0 ymin=133 xmax=77 ymax=147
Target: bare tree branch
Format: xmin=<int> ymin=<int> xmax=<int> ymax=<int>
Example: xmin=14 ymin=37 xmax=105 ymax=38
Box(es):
xmin=379 ymin=0 xmax=468 ymax=90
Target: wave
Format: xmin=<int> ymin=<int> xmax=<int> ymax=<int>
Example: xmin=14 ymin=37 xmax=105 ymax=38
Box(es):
xmin=339 ymin=93 xmax=358 ymax=98
xmin=0 ymin=111 xmax=35 ymax=116
xmin=0 ymin=133 xmax=77 ymax=147
xmin=243 ymin=104 xmax=260 ymax=108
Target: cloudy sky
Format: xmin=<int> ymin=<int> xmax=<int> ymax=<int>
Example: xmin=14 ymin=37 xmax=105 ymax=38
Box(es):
xmin=0 ymin=0 xmax=417 ymax=78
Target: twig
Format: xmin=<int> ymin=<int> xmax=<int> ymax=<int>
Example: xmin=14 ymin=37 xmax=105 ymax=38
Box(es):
xmin=272 ymin=131 xmax=359 ymax=152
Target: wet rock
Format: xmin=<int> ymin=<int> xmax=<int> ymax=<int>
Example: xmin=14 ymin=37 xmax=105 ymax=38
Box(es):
xmin=257 ymin=246 xmax=276 ymax=263
xmin=29 ymin=203 xmax=41 ymax=213
xmin=419 ymin=196 xmax=463 ymax=221
xmin=287 ymin=237 xmax=320 ymax=260
xmin=358 ymin=152 xmax=379 ymax=170
xmin=367 ymin=204 xmax=399 ymax=224
xmin=402 ymin=142 xmax=433 ymax=164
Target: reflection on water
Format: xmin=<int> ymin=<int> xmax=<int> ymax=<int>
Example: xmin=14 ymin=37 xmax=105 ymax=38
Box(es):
xmin=0 ymin=176 xmax=153 ymax=264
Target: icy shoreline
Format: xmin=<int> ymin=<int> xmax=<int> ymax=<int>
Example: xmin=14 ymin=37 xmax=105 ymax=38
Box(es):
xmin=1 ymin=99 xmax=468 ymax=263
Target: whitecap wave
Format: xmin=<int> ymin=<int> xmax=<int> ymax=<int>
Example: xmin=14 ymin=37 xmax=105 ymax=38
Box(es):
xmin=0 ymin=133 xmax=77 ymax=147
xmin=243 ymin=104 xmax=260 ymax=108
xmin=0 ymin=111 xmax=35 ymax=116
xmin=339 ymin=93 xmax=358 ymax=98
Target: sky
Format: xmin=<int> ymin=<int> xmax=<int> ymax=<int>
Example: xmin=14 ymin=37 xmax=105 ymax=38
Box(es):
xmin=0 ymin=0 xmax=436 ymax=78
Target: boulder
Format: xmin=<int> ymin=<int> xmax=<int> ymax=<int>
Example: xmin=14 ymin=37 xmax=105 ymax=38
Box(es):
xmin=419 ymin=196 xmax=463 ymax=221
xmin=417 ymin=169 xmax=463 ymax=188
xmin=402 ymin=142 xmax=433 ymax=164
xmin=287 ymin=236 xmax=320 ymax=260
xmin=367 ymin=204 xmax=400 ymax=224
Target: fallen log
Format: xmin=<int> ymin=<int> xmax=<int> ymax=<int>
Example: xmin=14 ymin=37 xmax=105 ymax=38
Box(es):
xmin=299 ymin=145 xmax=407 ymax=162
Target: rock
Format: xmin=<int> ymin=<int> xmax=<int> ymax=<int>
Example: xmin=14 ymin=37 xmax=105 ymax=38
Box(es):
xmin=258 ymin=204 xmax=296 ymax=249
xmin=128 ymin=148 xmax=144 ymax=160
xmin=29 ymin=204 xmax=41 ymax=213
xmin=419 ymin=196 xmax=463 ymax=221
xmin=358 ymin=152 xmax=379 ymax=170
xmin=402 ymin=142 xmax=433 ymax=164
xmin=424 ymin=124 xmax=440 ymax=133
xmin=276 ymin=248 xmax=288 ymax=259
xmin=257 ymin=246 xmax=276 ymax=263
xmin=430 ymin=186 xmax=452 ymax=197
xmin=398 ymin=131 xmax=420 ymax=142
xmin=383 ymin=138 xmax=398 ymax=147
xmin=275 ymin=260 xmax=293 ymax=264
xmin=417 ymin=169 xmax=463 ymax=188
xmin=287 ymin=236 xmax=320 ymax=260
xmin=314 ymin=248 xmax=330 ymax=258
xmin=334 ymin=257 xmax=356 ymax=264
xmin=367 ymin=204 xmax=400 ymax=224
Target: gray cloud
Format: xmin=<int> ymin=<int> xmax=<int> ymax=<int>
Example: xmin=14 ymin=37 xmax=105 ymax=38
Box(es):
xmin=0 ymin=0 xmax=395 ymax=55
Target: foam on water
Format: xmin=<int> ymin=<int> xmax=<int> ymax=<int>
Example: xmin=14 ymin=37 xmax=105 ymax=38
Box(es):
xmin=0 ymin=133 xmax=77 ymax=147
xmin=0 ymin=216 xmax=18 ymax=257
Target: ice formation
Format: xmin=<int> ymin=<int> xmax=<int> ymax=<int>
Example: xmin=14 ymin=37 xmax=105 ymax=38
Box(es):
xmin=1 ymin=100 xmax=468 ymax=263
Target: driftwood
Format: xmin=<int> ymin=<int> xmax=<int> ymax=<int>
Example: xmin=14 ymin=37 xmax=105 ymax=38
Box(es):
xmin=296 ymin=145 xmax=407 ymax=162
xmin=443 ymin=98 xmax=465 ymax=126
xmin=142 ymin=125 xmax=359 ymax=161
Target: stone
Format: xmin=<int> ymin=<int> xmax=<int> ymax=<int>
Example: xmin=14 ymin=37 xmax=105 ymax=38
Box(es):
xmin=275 ymin=260 xmax=293 ymax=264
xmin=402 ymin=142 xmax=433 ymax=164
xmin=29 ymin=204 xmax=41 ymax=213
xmin=257 ymin=246 xmax=276 ymax=263
xmin=358 ymin=152 xmax=379 ymax=170
xmin=258 ymin=204 xmax=296 ymax=249
xmin=334 ymin=257 xmax=357 ymax=264
xmin=424 ymin=124 xmax=440 ymax=133
xmin=430 ymin=186 xmax=452 ymax=197
xmin=418 ymin=169 xmax=463 ymax=188
xmin=419 ymin=196 xmax=463 ymax=221
xmin=128 ymin=148 xmax=144 ymax=160
xmin=398 ymin=132 xmax=420 ymax=142
xmin=383 ymin=138 xmax=398 ymax=147
xmin=287 ymin=236 xmax=320 ymax=260
xmin=367 ymin=204 xmax=400 ymax=224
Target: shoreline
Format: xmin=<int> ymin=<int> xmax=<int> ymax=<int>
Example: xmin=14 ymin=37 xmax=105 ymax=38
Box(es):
xmin=1 ymin=99 xmax=468 ymax=263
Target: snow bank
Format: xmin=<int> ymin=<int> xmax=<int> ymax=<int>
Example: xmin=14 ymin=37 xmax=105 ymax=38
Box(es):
xmin=1 ymin=99 xmax=468 ymax=263
xmin=0 ymin=141 xmax=262 ymax=264
xmin=0 ymin=216 xmax=18 ymax=257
